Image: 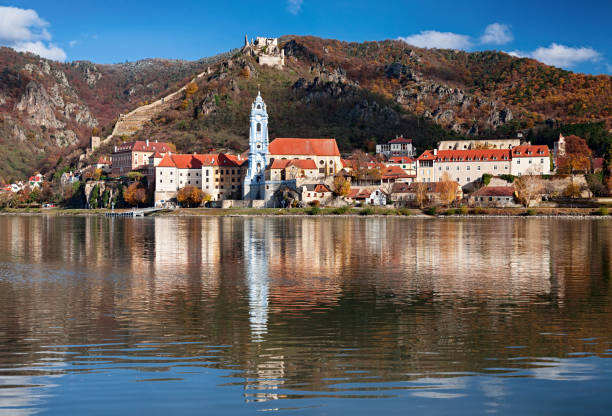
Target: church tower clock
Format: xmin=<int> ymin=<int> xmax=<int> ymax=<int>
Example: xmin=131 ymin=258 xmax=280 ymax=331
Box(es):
xmin=243 ymin=92 xmax=269 ymax=200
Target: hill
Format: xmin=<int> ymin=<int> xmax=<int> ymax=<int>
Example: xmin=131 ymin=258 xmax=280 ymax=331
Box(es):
xmin=1 ymin=36 xmax=611 ymax=181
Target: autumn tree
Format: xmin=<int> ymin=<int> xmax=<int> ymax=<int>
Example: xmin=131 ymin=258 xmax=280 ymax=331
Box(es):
xmin=332 ymin=176 xmax=351 ymax=197
xmin=415 ymin=183 xmax=429 ymax=208
xmin=557 ymin=135 xmax=592 ymax=174
xmin=124 ymin=183 xmax=148 ymax=207
xmin=438 ymin=173 xmax=458 ymax=205
xmin=177 ymin=186 xmax=210 ymax=208
xmin=185 ymin=81 xmax=198 ymax=97
xmin=514 ymin=175 xmax=544 ymax=207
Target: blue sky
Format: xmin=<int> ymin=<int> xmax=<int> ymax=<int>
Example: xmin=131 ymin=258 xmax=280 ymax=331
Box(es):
xmin=1 ymin=0 xmax=610 ymax=75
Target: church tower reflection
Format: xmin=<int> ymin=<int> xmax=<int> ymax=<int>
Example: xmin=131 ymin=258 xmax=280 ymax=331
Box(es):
xmin=244 ymin=218 xmax=270 ymax=342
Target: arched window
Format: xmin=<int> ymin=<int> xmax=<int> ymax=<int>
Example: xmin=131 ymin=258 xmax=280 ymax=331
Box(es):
xmin=257 ymin=104 xmax=261 ymax=109
xmin=256 ymin=123 xmax=261 ymax=132
xmin=256 ymin=163 xmax=261 ymax=173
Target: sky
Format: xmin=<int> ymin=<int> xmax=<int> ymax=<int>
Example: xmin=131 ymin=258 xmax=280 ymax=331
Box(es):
xmin=0 ymin=0 xmax=611 ymax=75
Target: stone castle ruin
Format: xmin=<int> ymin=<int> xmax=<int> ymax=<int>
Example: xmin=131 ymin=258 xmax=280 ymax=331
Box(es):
xmin=242 ymin=35 xmax=285 ymax=68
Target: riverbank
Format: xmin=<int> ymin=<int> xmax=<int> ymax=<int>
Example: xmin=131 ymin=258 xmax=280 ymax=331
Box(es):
xmin=1 ymin=206 xmax=611 ymax=217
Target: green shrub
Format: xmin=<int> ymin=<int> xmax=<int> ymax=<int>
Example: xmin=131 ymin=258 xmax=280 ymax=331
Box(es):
xmin=333 ymin=206 xmax=351 ymax=215
xmin=499 ymin=174 xmax=515 ymax=183
xmin=308 ymin=206 xmax=321 ymax=215
xmin=458 ymin=205 xmax=468 ymax=215
xmin=398 ymin=208 xmax=412 ymax=216
xmin=360 ymin=207 xmax=374 ymax=216
xmin=425 ymin=207 xmax=437 ymax=216
xmin=445 ymin=208 xmax=457 ymax=215
xmin=525 ymin=209 xmax=536 ymax=216
xmin=309 ymin=200 xmax=321 ymax=208
xmin=482 ymin=173 xmax=492 ymax=185
xmin=595 ymin=207 xmax=609 ymax=216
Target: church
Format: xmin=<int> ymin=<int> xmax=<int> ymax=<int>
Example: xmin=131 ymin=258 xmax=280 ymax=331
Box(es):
xmin=243 ymin=93 xmax=342 ymax=204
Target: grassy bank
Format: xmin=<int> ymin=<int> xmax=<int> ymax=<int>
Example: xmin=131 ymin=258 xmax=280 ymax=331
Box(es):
xmin=2 ymin=206 xmax=611 ymax=217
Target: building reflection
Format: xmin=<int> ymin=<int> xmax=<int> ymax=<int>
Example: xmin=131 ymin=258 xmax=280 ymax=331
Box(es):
xmin=0 ymin=216 xmax=611 ymax=411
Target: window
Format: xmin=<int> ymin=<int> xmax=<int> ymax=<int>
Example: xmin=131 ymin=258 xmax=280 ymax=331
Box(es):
xmin=160 ymin=171 xmax=163 ymax=175
xmin=187 ymin=173 xmax=190 ymax=177
xmin=541 ymin=159 xmax=544 ymax=164
xmin=456 ymin=177 xmax=460 ymax=182
xmin=196 ymin=181 xmax=199 ymax=185
xmin=517 ymin=160 xmax=521 ymax=164
xmin=206 ymin=178 xmax=209 ymax=183
xmin=319 ymin=160 xmax=324 ymax=165
xmin=159 ymin=179 xmax=163 ymax=183
xmin=188 ymin=180 xmax=191 ymax=185
xmin=446 ymin=166 xmax=449 ymax=171
xmin=467 ymin=177 xmax=470 ymax=182
xmin=170 ymin=180 xmax=173 ymax=183
xmin=494 ymin=165 xmax=497 ymax=170
xmin=439 ymin=167 xmax=442 ymax=171
xmin=456 ymin=167 xmax=459 ymax=171
xmin=477 ymin=166 xmax=481 ymax=170
xmin=206 ymin=170 xmax=209 ymax=176
xmin=215 ymin=170 xmax=219 ymax=174
xmin=529 ymin=160 xmax=532 ymax=164
xmin=256 ymin=123 xmax=261 ymax=132
xmin=180 ymin=173 xmax=183 ymax=176
xmin=319 ymin=168 xmax=325 ymax=173
xmin=467 ymin=166 xmax=470 ymax=171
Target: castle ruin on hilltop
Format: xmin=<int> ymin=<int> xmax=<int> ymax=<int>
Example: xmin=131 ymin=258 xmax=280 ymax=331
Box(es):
xmin=242 ymin=35 xmax=285 ymax=68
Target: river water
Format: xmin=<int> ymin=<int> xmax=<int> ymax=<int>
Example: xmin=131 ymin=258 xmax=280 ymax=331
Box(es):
xmin=0 ymin=215 xmax=611 ymax=415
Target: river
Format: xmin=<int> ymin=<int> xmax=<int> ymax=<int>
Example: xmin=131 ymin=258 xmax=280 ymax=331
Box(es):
xmin=0 ymin=216 xmax=611 ymax=415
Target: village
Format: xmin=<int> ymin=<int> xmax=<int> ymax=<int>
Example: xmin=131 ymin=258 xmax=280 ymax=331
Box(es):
xmin=0 ymin=91 xmax=608 ymax=214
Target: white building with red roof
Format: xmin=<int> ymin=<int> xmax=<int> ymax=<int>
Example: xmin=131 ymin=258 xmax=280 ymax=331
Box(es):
xmin=268 ymin=138 xmax=342 ymax=178
xmin=155 ymin=153 xmax=247 ymax=204
xmin=416 ymin=144 xmax=550 ymax=186
xmin=111 ymin=139 xmax=173 ymax=176
xmin=375 ymin=135 xmax=415 ymax=158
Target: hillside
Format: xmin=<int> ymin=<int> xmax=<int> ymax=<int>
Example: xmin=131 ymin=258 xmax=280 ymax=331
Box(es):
xmin=0 ymin=47 xmax=234 ymax=181
xmin=1 ymin=36 xmax=611 ymax=181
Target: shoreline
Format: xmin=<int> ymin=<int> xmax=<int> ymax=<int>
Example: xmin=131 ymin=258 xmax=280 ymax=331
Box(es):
xmin=1 ymin=207 xmax=610 ymax=219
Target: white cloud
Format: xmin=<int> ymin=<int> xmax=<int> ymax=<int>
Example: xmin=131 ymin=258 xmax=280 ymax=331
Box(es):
xmin=480 ymin=23 xmax=513 ymax=45
xmin=506 ymin=43 xmax=601 ymax=68
xmin=286 ymin=0 xmax=303 ymax=14
xmin=13 ymin=41 xmax=67 ymax=61
xmin=69 ymin=40 xmax=78 ymax=48
xmin=399 ymin=30 xmax=473 ymax=50
xmin=0 ymin=6 xmax=66 ymax=61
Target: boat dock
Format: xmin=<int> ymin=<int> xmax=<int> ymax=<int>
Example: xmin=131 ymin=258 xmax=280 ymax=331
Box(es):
xmin=105 ymin=208 xmax=162 ymax=217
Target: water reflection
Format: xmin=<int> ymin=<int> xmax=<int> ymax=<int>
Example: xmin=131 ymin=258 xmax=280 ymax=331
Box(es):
xmin=0 ymin=216 xmax=611 ymax=415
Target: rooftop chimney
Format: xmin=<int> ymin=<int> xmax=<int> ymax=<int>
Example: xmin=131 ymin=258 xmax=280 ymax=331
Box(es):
xmin=433 ymin=149 xmax=438 ymax=156
xmin=146 ymin=139 xmax=149 ymax=147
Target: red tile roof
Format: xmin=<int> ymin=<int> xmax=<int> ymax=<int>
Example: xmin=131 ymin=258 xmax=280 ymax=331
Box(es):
xmin=418 ymin=150 xmax=437 ymax=161
xmin=472 ymin=186 xmax=515 ymax=197
xmin=437 ymin=149 xmax=511 ymax=162
xmin=382 ymin=165 xmax=410 ymax=179
xmin=270 ymin=158 xmax=317 ymax=170
xmin=388 ymin=136 xmax=412 ymax=144
xmin=150 ymin=152 xmax=163 ymax=158
xmin=593 ymin=157 xmax=604 ymax=171
xmin=156 ymin=153 xmax=244 ymax=169
xmin=269 ymin=138 xmax=340 ymax=157
xmin=510 ymin=145 xmax=550 ymax=158
xmin=97 ymin=157 xmax=111 ymax=164
xmin=314 ymin=184 xmax=332 ymax=193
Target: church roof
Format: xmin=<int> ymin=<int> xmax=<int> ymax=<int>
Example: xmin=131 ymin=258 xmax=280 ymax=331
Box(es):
xmin=269 ymin=138 xmax=340 ymax=157
xmin=270 ymin=158 xmax=317 ymax=170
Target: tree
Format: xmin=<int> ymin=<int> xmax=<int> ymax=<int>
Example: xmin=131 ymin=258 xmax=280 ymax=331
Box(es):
xmin=124 ymin=183 xmax=148 ymax=207
xmin=177 ymin=186 xmax=209 ymax=208
xmin=415 ymin=183 xmax=428 ymax=208
xmin=557 ymin=135 xmax=592 ymax=174
xmin=332 ymin=176 xmax=351 ymax=197
xmin=563 ymin=182 xmax=582 ymax=198
xmin=127 ymin=171 xmax=144 ymax=181
xmin=185 ymin=81 xmax=198 ymax=96
xmin=438 ymin=172 xmax=457 ymax=205
xmin=514 ymin=175 xmax=544 ymax=207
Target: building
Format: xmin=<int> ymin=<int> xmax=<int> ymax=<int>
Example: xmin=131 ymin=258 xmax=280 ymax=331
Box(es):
xmin=268 ymin=138 xmax=342 ymax=178
xmin=366 ymin=189 xmax=388 ymax=206
xmin=270 ymin=159 xmax=318 ymax=181
xmin=387 ymin=156 xmax=417 ymax=177
xmin=28 ymin=174 xmax=44 ymax=188
xmin=376 ymin=136 xmax=415 ymax=158
xmin=438 ymin=138 xmax=521 ymax=151
xmin=243 ymin=92 xmax=270 ymax=200
xmin=382 ymin=165 xmax=414 ymax=184
xmin=416 ymin=145 xmax=551 ymax=186
xmin=470 ymin=186 xmax=518 ymax=207
xmin=510 ymin=145 xmax=550 ymax=176
xmin=301 ymin=184 xmax=333 ymax=205
xmin=111 ymin=139 xmax=173 ymax=176
xmin=242 ymin=35 xmax=285 ymax=68
xmin=155 ymin=153 xmax=247 ymax=203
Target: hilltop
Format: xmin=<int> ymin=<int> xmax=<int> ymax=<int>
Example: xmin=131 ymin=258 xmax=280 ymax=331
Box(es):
xmin=0 ymin=36 xmax=610 ymax=181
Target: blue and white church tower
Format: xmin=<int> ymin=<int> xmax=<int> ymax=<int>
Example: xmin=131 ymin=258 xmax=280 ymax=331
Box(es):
xmin=243 ymin=92 xmax=269 ymax=200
